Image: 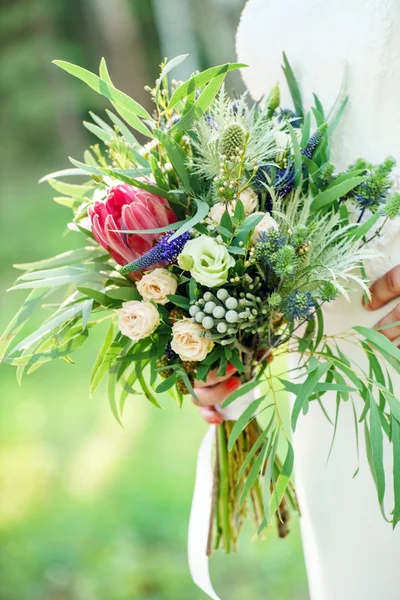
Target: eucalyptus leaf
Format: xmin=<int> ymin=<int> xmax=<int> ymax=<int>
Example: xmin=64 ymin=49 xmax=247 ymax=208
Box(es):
xmin=168 ymin=63 xmax=247 ymax=109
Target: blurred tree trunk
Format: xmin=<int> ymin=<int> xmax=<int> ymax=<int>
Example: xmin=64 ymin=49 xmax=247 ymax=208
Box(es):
xmin=87 ymin=0 xmax=151 ymax=110
xmin=151 ymin=0 xmax=199 ymax=79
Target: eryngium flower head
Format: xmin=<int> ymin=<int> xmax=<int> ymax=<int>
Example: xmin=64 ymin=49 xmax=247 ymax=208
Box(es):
xmin=89 ymin=184 xmax=177 ymax=268
xmin=220 ymin=124 xmax=245 ymax=157
xmin=282 ymin=290 xmax=315 ymax=322
xmin=282 ymin=291 xmax=315 ymax=322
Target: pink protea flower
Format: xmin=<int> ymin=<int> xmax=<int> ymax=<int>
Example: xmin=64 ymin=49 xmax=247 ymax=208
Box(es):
xmin=88 ymin=184 xmax=177 ymax=267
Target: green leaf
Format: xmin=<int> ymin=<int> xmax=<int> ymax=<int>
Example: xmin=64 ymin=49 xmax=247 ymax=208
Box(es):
xmin=310 ymin=176 xmax=369 ymax=211
xmin=153 ymin=129 xmax=191 ymax=190
xmin=313 ymin=93 xmax=325 ymax=119
xmin=168 ymin=63 xmax=247 ymax=109
xmin=0 ymin=289 xmax=50 ymax=360
xmin=105 ymin=287 xmax=140 ymax=302
xmin=328 ymin=96 xmax=348 ymax=135
xmin=136 ymin=363 xmax=162 ymax=408
xmin=89 ymin=110 xmax=114 ymax=134
xmin=291 ymin=361 xmax=332 ymax=430
xmin=170 ymin=66 xmax=230 ymax=133
xmin=221 ymin=379 xmax=260 ymax=408
xmin=167 ymin=294 xmax=190 ymax=309
xmin=155 ymin=54 xmax=188 ymax=103
xmin=392 ymin=417 xmax=400 ymax=527
xmin=234 ymin=199 xmax=245 ymax=221
xmin=47 ymin=178 xmax=93 ymax=197
xmin=83 ymin=121 xmax=113 ymax=142
xmin=53 ymin=60 xmax=152 ymax=120
xmin=105 ymin=110 xmax=138 ymax=146
xmin=354 ymin=326 xmax=400 ymax=363
xmin=349 ymin=209 xmax=384 ymax=241
xmin=89 ymin=323 xmax=115 ymax=394
xmin=77 ymin=287 xmax=116 ymax=307
xmin=3 ymin=329 xmax=89 ymax=367
xmin=86 ymin=58 xmax=153 ymax=137
xmin=228 ymin=396 xmax=265 ymax=451
xmin=235 ymin=212 xmax=264 ymax=236
xmin=300 ymin=112 xmax=311 ymax=147
xmin=155 ymin=376 xmax=177 ymax=394
xmin=220 ymin=210 xmax=233 ymax=234
xmin=269 ymin=441 xmax=294 ymax=516
xmin=13 ymin=247 xmax=106 ymax=272
xmin=369 ymin=395 xmax=385 ymax=504
xmin=11 ymin=303 xmax=87 ymax=354
xmin=68 ymin=158 xmax=172 ymax=201
xmin=168 ymin=198 xmax=209 ymax=242
xmin=39 ymin=168 xmax=87 ymax=182
xmin=287 ymin=122 xmax=302 ymax=185
xmin=108 ymin=363 xmax=123 ymax=426
xmin=282 ymin=52 xmax=303 ymax=119
xmin=240 ymin=438 xmax=269 ymax=507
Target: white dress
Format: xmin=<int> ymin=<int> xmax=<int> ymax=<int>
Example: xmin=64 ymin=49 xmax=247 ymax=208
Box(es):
xmin=236 ymin=2 xmax=400 ymax=599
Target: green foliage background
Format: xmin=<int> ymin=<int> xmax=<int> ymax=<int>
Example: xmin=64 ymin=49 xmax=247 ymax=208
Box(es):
xmin=0 ymin=1 xmax=308 ymax=598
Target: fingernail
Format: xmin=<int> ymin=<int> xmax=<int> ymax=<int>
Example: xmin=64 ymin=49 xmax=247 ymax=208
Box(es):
xmin=225 ymin=376 xmax=240 ymax=392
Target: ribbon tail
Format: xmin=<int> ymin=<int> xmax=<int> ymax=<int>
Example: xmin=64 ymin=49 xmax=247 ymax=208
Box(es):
xmin=188 ymin=425 xmax=221 ymax=600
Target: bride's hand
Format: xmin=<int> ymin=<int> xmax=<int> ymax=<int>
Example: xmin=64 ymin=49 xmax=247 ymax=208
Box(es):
xmin=192 ymin=363 xmax=241 ymax=424
xmin=364 ymin=265 xmax=400 ymax=342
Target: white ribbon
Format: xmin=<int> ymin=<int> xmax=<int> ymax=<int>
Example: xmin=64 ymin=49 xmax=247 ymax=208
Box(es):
xmin=188 ymin=389 xmax=259 ymax=600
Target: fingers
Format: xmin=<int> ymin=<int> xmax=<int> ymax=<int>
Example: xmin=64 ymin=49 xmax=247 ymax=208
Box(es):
xmin=197 ymin=405 xmax=224 ymax=425
xmin=374 ymin=303 xmax=400 ymax=342
xmin=365 ymin=265 xmax=400 ymax=311
xmin=193 ymin=375 xmax=241 ymax=407
xmin=194 ymin=362 xmax=237 ymax=389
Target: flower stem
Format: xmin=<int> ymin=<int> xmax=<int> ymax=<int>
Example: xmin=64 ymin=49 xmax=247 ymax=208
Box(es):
xmin=218 ymin=424 xmax=231 ymax=554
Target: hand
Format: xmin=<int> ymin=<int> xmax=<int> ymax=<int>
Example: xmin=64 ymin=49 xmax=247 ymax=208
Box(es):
xmin=364 ymin=265 xmax=400 ymax=343
xmin=193 ymin=363 xmax=241 ymax=425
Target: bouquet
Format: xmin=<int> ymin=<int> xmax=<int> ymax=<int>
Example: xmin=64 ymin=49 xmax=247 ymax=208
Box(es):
xmin=3 ymin=52 xmax=400 ymax=594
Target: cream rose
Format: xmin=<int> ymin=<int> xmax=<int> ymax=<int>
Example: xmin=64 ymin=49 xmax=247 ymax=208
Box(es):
xmin=171 ymin=319 xmax=214 ymax=361
xmin=178 ymin=235 xmax=235 ymax=288
xmin=238 ymin=188 xmax=258 ymax=215
xmin=251 ymin=212 xmax=279 ymax=244
xmin=118 ymin=300 xmax=160 ymax=341
xmin=207 ymin=202 xmax=234 ymax=225
xmin=136 ymin=268 xmax=177 ymax=305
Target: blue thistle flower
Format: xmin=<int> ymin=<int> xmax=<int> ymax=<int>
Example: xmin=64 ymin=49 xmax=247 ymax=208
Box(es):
xmin=353 ymin=194 xmax=378 ymax=209
xmin=280 ymin=108 xmax=302 ymax=128
xmin=302 ymin=124 xmax=328 ymax=159
xmin=121 ymin=231 xmax=191 ymax=275
xmin=282 ymin=290 xmax=315 ymax=322
xmin=253 ymin=163 xmax=295 ymax=197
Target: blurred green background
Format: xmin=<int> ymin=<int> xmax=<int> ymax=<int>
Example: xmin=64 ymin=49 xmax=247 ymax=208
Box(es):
xmin=0 ymin=1 xmax=308 ymax=598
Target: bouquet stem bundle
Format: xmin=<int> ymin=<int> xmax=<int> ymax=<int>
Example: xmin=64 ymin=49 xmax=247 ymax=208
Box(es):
xmin=209 ymin=420 xmax=298 ymax=554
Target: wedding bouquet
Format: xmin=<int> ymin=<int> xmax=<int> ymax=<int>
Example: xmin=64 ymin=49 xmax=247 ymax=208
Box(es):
xmin=2 ymin=53 xmax=400 ymax=567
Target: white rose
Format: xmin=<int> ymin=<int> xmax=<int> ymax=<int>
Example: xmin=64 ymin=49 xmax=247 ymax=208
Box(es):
xmin=171 ymin=319 xmax=214 ymax=361
xmin=118 ymin=300 xmax=160 ymax=341
xmin=136 ymin=268 xmax=177 ymax=305
xmin=207 ymin=202 xmax=234 ymax=225
xmin=178 ymin=235 xmax=235 ymax=288
xmin=238 ymin=188 xmax=258 ymax=215
xmin=251 ymin=212 xmax=279 ymax=245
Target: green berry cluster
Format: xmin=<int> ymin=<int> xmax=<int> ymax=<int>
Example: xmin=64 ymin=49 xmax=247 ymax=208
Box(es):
xmin=384 ymin=192 xmax=400 ymax=219
xmin=189 ymin=288 xmax=269 ymax=345
xmin=318 ymin=282 xmax=339 ymax=303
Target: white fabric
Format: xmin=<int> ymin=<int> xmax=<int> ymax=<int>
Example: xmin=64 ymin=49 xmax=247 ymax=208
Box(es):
xmin=237 ymin=2 xmax=400 ymax=599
